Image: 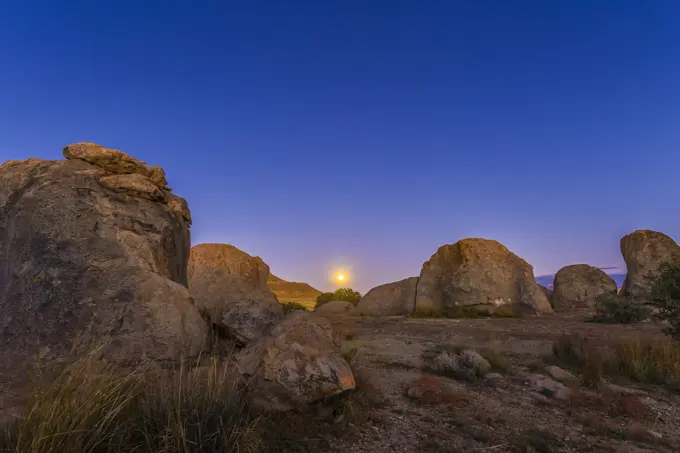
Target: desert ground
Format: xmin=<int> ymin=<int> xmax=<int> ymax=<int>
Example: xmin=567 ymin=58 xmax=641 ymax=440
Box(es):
xmin=269 ymin=312 xmax=680 ymax=453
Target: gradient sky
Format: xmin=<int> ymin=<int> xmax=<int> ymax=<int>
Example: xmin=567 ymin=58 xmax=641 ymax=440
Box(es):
xmin=1 ymin=1 xmax=678 ymax=293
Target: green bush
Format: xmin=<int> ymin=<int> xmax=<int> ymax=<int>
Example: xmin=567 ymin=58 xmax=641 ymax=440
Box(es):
xmin=315 ymin=288 xmax=361 ymax=308
xmin=586 ymin=293 xmax=649 ymax=324
xmin=649 ymin=259 xmax=680 ymax=339
xmin=280 ymin=301 xmax=309 ymax=314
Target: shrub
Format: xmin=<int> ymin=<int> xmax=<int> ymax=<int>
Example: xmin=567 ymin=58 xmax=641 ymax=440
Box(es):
xmin=428 ymin=349 xmax=491 ymax=381
xmin=315 ymin=288 xmax=361 ymax=308
xmin=551 ymin=334 xmax=603 ymax=388
xmin=649 ymin=259 xmax=680 ymax=339
xmin=586 ymin=293 xmax=649 ymax=324
xmin=280 ymin=301 xmax=309 ymax=314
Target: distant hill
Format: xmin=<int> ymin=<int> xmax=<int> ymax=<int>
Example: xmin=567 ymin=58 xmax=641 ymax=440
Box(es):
xmin=536 ymin=272 xmax=626 ymax=290
xmin=267 ymin=274 xmax=322 ymax=309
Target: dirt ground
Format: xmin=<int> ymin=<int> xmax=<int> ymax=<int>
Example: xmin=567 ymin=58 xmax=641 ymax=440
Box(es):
xmin=308 ymin=313 xmax=680 ymax=453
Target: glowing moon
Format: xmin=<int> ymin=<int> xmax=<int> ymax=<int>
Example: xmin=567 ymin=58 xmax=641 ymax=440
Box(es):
xmin=337 ymin=275 xmax=345 ymax=281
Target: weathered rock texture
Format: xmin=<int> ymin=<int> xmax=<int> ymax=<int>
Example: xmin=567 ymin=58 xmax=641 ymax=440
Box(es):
xmin=356 ymin=277 xmax=419 ymax=316
xmin=415 ymin=238 xmax=552 ymax=314
xmin=267 ymin=274 xmax=321 ymax=309
xmin=188 ymin=244 xmax=282 ymax=345
xmin=621 ymin=230 xmax=680 ymax=299
xmin=314 ymin=300 xmax=356 ymax=317
xmin=237 ymin=311 xmax=355 ymax=411
xmin=551 ymin=265 xmax=617 ymax=311
xmin=63 ymin=142 xmax=169 ymax=189
xmin=0 ymin=143 xmax=206 ymax=372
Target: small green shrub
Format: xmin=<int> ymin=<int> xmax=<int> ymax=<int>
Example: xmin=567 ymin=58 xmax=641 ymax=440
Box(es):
xmin=586 ymin=294 xmax=649 ymax=324
xmin=315 ymin=288 xmax=361 ymax=308
xmin=280 ymin=301 xmax=309 ymax=314
xmin=649 ymin=259 xmax=680 ymax=339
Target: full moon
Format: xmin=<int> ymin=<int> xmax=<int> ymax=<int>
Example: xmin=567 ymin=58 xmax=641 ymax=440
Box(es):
xmin=337 ymin=275 xmax=345 ymax=281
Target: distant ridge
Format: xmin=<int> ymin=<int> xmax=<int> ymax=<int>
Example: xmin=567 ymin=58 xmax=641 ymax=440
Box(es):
xmin=267 ymin=274 xmax=322 ymax=309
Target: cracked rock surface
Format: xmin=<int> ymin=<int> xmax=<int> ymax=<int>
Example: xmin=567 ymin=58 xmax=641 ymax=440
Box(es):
xmin=0 ymin=144 xmax=207 ymax=376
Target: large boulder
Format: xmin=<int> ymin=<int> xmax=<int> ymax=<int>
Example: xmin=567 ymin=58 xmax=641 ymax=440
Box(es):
xmin=415 ymin=238 xmax=552 ymax=314
xmin=356 ymin=277 xmax=418 ymax=316
xmin=0 ymin=144 xmax=207 ymax=372
xmin=237 ymin=311 xmax=355 ymax=412
xmin=188 ymin=244 xmax=282 ymax=345
xmin=551 ymin=264 xmax=617 ymax=311
xmin=621 ymin=230 xmax=680 ymax=299
xmin=314 ymin=300 xmax=356 ymax=317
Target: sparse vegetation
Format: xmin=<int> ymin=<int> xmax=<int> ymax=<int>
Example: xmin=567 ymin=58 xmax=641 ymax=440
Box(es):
xmin=280 ymin=301 xmax=309 ymax=314
xmin=552 ymin=333 xmax=680 ymax=389
xmin=425 ymin=347 xmax=491 ymax=382
xmin=0 ymin=350 xmax=261 ymax=453
xmin=412 ymin=305 xmax=517 ymax=319
xmin=649 ymin=259 xmax=680 ymax=339
xmin=586 ymin=293 xmax=649 ymax=324
xmin=406 ymin=374 xmax=469 ymax=407
xmin=315 ymin=288 xmax=361 ymax=308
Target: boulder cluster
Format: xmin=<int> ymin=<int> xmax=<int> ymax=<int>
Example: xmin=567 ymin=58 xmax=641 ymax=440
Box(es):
xmin=356 ymin=232 xmax=679 ymax=316
xmin=0 ymin=143 xmax=354 ymax=413
xmin=1 ymin=142 xmax=678 ymax=415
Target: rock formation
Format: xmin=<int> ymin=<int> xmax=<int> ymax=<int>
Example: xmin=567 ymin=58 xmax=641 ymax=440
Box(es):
xmin=0 ymin=143 xmax=207 ymax=371
xmin=415 ymin=238 xmax=552 ymax=314
xmin=188 ymin=244 xmax=282 ymax=345
xmin=621 ymin=230 xmax=680 ymax=299
xmin=356 ymin=277 xmax=418 ymax=316
xmin=267 ymin=274 xmax=321 ymax=309
xmin=314 ymin=300 xmax=357 ymax=317
xmin=237 ymin=311 xmax=355 ymax=411
xmin=551 ymin=264 xmax=617 ymax=311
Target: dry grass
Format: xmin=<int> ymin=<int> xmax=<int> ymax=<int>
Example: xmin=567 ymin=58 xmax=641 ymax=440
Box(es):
xmin=611 ymin=336 xmax=680 ymax=388
xmin=0 ymin=349 xmax=261 ymax=453
xmin=552 ymin=333 xmax=680 ymax=389
xmin=566 ymin=385 xmax=649 ymax=420
xmin=407 ymin=374 xmax=469 ymax=407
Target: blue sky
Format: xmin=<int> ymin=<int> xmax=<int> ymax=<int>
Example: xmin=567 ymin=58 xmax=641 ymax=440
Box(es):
xmin=1 ymin=1 xmax=678 ymax=293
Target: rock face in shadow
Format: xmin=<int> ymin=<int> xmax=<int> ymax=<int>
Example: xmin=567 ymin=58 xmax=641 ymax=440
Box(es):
xmin=0 ymin=143 xmax=207 ymax=371
xmin=551 ymin=264 xmax=617 ymax=311
xmin=539 ymin=284 xmax=553 ymax=305
xmin=356 ymin=277 xmax=419 ymax=316
xmin=621 ymin=230 xmax=680 ymax=299
xmin=188 ymin=244 xmax=282 ymax=345
xmin=237 ymin=311 xmax=355 ymax=412
xmin=415 ymin=238 xmax=552 ymax=315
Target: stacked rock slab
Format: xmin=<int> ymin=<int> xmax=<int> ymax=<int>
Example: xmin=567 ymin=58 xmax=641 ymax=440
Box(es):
xmin=0 ymin=143 xmax=207 ymax=372
xmin=551 ymin=264 xmax=617 ymax=311
xmin=621 ymin=230 xmax=680 ymax=299
xmin=356 ymin=277 xmax=419 ymax=316
xmin=188 ymin=244 xmax=283 ymax=346
xmin=237 ymin=311 xmax=355 ymax=412
xmin=415 ymin=238 xmax=552 ymax=314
